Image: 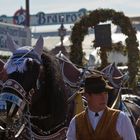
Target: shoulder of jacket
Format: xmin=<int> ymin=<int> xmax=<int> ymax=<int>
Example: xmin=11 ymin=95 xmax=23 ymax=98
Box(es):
xmin=75 ymin=110 xmax=86 ymax=118
xmin=107 ymin=107 xmax=121 ymax=114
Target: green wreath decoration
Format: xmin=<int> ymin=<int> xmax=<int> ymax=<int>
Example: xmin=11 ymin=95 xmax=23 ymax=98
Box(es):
xmin=70 ymin=8 xmax=139 ymax=87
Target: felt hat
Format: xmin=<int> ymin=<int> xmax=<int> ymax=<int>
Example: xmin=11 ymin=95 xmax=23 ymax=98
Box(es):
xmin=84 ymin=74 xmax=113 ymax=94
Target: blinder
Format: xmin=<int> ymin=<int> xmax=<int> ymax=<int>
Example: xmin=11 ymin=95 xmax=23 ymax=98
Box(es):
xmin=4 ymin=47 xmax=42 ymax=75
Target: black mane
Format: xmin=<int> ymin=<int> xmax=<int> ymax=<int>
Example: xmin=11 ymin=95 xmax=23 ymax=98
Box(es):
xmin=29 ymin=52 xmax=68 ymax=133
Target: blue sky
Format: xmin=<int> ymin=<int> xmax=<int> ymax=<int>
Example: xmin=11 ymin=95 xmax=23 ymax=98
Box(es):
xmin=0 ymin=0 xmax=140 ymax=17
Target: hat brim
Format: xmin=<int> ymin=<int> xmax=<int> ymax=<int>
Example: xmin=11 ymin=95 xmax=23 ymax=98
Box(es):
xmin=85 ymin=84 xmax=114 ymax=94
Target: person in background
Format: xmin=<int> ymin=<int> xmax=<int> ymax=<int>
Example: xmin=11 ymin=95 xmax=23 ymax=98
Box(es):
xmin=66 ymin=74 xmax=136 ymax=140
xmin=0 ymin=59 xmax=7 ymax=90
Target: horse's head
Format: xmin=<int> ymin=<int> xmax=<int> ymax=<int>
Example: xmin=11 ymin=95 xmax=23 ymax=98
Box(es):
xmin=0 ymin=34 xmax=43 ymax=123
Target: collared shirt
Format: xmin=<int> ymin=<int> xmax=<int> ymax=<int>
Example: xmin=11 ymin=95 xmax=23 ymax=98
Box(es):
xmin=88 ymin=109 xmax=104 ymax=129
xmin=66 ymin=108 xmax=137 ymax=140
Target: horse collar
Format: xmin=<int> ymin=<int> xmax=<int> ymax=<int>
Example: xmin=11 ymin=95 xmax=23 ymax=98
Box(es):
xmin=3 ymin=79 xmax=27 ymax=98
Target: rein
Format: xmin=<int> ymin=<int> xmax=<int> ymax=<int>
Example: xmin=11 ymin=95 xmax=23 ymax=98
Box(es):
xmin=30 ymin=119 xmax=67 ymax=136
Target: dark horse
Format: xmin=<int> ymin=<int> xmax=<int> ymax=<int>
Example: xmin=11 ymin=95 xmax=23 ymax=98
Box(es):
xmin=101 ymin=63 xmax=140 ymax=139
xmin=0 ymin=35 xmax=68 ymax=140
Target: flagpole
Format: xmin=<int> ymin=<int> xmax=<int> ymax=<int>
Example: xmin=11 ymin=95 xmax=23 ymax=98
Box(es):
xmin=25 ymin=0 xmax=30 ymax=27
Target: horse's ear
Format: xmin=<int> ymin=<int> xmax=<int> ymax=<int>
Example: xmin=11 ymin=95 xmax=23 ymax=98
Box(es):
xmin=34 ymin=36 xmax=44 ymax=56
xmin=6 ymin=33 xmax=19 ymax=53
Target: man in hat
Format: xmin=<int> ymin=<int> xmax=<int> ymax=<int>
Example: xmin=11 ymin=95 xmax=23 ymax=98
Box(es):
xmin=66 ymin=74 xmax=136 ymax=140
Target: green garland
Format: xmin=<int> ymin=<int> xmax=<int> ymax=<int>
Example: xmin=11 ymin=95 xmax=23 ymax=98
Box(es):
xmin=70 ymin=8 xmax=139 ymax=87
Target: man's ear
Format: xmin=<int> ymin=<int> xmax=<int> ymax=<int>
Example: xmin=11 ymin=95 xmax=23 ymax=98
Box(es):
xmin=136 ymin=118 xmax=140 ymax=128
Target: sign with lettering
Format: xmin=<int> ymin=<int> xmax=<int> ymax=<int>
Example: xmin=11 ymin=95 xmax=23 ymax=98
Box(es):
xmin=94 ymin=24 xmax=112 ymax=48
xmin=0 ymin=8 xmax=87 ymax=26
xmin=13 ymin=8 xmax=26 ymax=25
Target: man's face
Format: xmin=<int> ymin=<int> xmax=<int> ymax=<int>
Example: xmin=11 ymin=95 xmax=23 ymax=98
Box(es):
xmin=85 ymin=92 xmax=108 ymax=112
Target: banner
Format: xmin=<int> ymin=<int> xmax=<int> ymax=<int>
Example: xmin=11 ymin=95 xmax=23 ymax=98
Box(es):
xmin=0 ymin=8 xmax=87 ymax=26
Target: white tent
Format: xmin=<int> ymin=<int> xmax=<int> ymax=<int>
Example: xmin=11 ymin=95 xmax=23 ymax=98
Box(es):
xmin=32 ymin=31 xmax=140 ymax=67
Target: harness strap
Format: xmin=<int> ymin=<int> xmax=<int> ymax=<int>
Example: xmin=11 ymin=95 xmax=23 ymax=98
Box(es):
xmin=0 ymin=92 xmax=26 ymax=117
xmin=0 ymin=92 xmax=26 ymax=119
xmin=31 ymin=127 xmax=67 ymax=140
xmin=17 ymin=100 xmax=26 ymax=116
xmin=3 ymin=79 xmax=26 ymax=98
xmin=3 ymin=79 xmax=31 ymax=104
xmin=8 ymin=103 xmax=16 ymax=117
xmin=0 ymin=92 xmax=23 ymax=107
